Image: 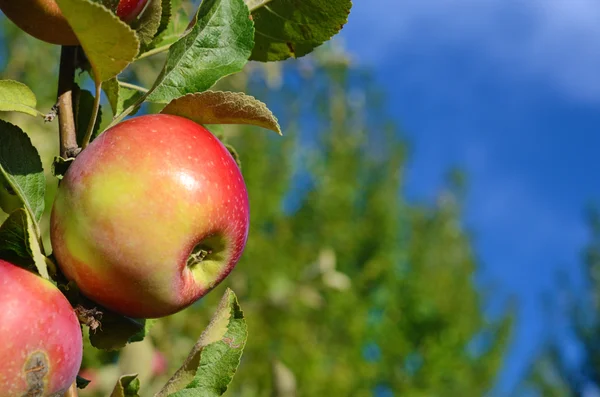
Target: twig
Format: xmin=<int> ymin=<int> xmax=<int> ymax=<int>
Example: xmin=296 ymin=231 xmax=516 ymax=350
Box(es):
xmin=81 ymin=82 xmax=101 ymax=150
xmin=119 ymin=81 xmax=149 ymax=93
xmin=136 ymin=43 xmax=172 ymax=60
xmin=56 ymin=46 xmax=80 ymax=158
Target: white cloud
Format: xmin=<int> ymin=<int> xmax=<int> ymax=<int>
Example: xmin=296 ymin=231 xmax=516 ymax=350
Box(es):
xmin=342 ymin=0 xmax=600 ymax=102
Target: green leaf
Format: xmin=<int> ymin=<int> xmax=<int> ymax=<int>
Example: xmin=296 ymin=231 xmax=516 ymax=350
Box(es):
xmin=76 ymin=375 xmax=92 ymax=389
xmin=0 ymin=209 xmax=32 ymax=262
xmin=89 ymin=312 xmax=149 ymax=351
xmin=52 ymin=156 xmax=75 ymax=180
xmin=0 ymin=120 xmax=45 ymax=222
xmin=146 ymin=0 xmax=254 ymax=104
xmin=155 ymin=0 xmax=173 ymax=39
xmin=155 ymin=289 xmax=247 ymax=397
xmin=0 ymin=80 xmax=43 ymax=117
xmin=128 ymin=319 xmax=156 ymax=343
xmin=110 ymin=374 xmax=141 ymax=397
xmin=0 ymin=208 xmax=50 ymax=279
xmin=103 ymin=78 xmax=144 ymax=118
xmin=131 ymin=0 xmax=162 ymax=46
xmin=247 ymin=0 xmax=352 ymax=62
xmin=161 ymin=91 xmax=281 ymax=134
xmin=56 ymin=0 xmax=140 ymax=83
xmin=75 ymin=88 xmax=103 ymax=145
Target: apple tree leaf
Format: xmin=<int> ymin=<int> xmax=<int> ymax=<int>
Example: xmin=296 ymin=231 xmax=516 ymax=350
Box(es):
xmin=110 ymin=374 xmax=141 ymax=397
xmin=0 ymin=209 xmax=50 ymax=279
xmin=0 ymin=80 xmax=43 ymax=117
xmin=131 ymin=0 xmax=162 ymax=46
xmin=155 ymin=288 xmax=247 ymax=397
xmin=161 ymin=91 xmax=281 ymax=134
xmin=0 ymin=120 xmax=45 ymax=222
xmin=56 ymin=0 xmax=140 ymax=83
xmin=103 ymin=78 xmax=144 ymax=119
xmin=88 ymin=311 xmax=149 ymax=351
xmin=146 ymin=0 xmax=254 ymax=104
xmin=247 ymin=0 xmax=352 ymax=62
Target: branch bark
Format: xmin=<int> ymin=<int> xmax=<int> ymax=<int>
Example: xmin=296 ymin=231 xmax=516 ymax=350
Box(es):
xmin=57 ymin=46 xmax=80 ymax=158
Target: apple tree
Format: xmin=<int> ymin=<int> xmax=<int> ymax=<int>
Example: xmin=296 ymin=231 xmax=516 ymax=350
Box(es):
xmin=0 ymin=0 xmax=352 ymax=395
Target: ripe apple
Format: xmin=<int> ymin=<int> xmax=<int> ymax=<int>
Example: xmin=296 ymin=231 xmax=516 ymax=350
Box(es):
xmin=50 ymin=114 xmax=250 ymax=318
xmin=0 ymin=0 xmax=149 ymax=45
xmin=0 ymin=259 xmax=83 ymax=396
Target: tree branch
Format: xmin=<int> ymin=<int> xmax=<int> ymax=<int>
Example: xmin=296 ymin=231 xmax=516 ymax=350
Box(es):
xmin=57 ymin=46 xmax=80 ymax=158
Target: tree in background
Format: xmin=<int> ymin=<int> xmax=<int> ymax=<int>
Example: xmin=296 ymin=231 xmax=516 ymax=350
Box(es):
xmin=522 ymin=209 xmax=600 ymax=397
xmin=0 ymin=15 xmax=512 ymax=396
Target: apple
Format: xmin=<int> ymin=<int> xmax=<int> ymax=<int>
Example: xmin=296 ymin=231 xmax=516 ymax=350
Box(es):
xmin=0 ymin=0 xmax=149 ymax=45
xmin=0 ymin=259 xmax=83 ymax=396
xmin=50 ymin=114 xmax=250 ymax=318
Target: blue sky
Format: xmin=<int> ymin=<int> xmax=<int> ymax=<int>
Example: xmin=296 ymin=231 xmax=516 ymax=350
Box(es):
xmin=340 ymin=0 xmax=600 ymax=394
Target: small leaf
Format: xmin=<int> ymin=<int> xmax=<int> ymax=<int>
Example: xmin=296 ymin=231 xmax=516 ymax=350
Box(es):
xmin=146 ymin=0 xmax=254 ymax=103
xmin=56 ymin=0 xmax=140 ymax=83
xmin=0 ymin=80 xmax=43 ymax=117
xmin=0 ymin=209 xmax=32 ymax=263
xmin=161 ymin=91 xmax=281 ymax=134
xmin=131 ymin=0 xmax=162 ymax=46
xmin=76 ymin=375 xmax=92 ymax=389
xmin=74 ymin=88 xmax=103 ymax=145
xmin=89 ymin=312 xmax=148 ymax=351
xmin=0 ymin=120 xmax=45 ymax=222
xmin=0 ymin=208 xmax=49 ymax=279
xmin=155 ymin=0 xmax=173 ymax=38
xmin=155 ymin=289 xmax=247 ymax=397
xmin=52 ymin=156 xmax=75 ymax=180
xmin=248 ymin=0 xmax=352 ymax=62
xmin=110 ymin=374 xmax=141 ymax=397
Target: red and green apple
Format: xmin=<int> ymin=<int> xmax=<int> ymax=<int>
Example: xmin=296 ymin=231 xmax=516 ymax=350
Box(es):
xmin=0 ymin=259 xmax=83 ymax=396
xmin=50 ymin=114 xmax=250 ymax=318
xmin=0 ymin=0 xmax=149 ymax=45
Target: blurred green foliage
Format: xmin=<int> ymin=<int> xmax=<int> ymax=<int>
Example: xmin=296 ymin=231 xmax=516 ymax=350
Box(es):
xmin=522 ymin=209 xmax=600 ymax=396
xmin=0 ymin=10 xmax=512 ymax=396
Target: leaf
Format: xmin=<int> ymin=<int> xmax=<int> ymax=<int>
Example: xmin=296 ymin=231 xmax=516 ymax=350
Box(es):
xmin=155 ymin=289 xmax=247 ymax=397
xmin=52 ymin=156 xmax=75 ymax=180
xmin=0 ymin=80 xmax=43 ymax=117
xmin=0 ymin=209 xmax=32 ymax=262
xmin=247 ymin=0 xmax=352 ymax=62
xmin=0 ymin=208 xmax=50 ymax=279
xmin=146 ymin=0 xmax=254 ymax=104
xmin=0 ymin=120 xmax=45 ymax=222
xmin=76 ymin=375 xmax=92 ymax=389
xmin=75 ymin=88 xmax=103 ymax=145
xmin=110 ymin=374 xmax=141 ymax=397
xmin=103 ymin=78 xmax=144 ymax=118
xmin=161 ymin=91 xmax=281 ymax=134
xmin=131 ymin=0 xmax=162 ymax=46
xmin=56 ymin=0 xmax=140 ymax=83
xmin=155 ymin=0 xmax=173 ymax=38
xmin=89 ymin=312 xmax=149 ymax=351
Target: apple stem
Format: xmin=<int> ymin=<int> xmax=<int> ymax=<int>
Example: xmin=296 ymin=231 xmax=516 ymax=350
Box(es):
xmin=81 ymin=82 xmax=102 ymax=150
xmin=63 ymin=381 xmax=79 ymax=397
xmin=119 ymin=81 xmax=149 ymax=93
xmin=136 ymin=43 xmax=172 ymax=60
xmin=57 ymin=46 xmax=80 ymax=159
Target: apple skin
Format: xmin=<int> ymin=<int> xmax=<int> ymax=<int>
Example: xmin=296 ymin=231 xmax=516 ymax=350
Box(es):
xmin=0 ymin=0 xmax=149 ymax=45
xmin=117 ymin=0 xmax=149 ymax=23
xmin=50 ymin=114 xmax=250 ymax=319
xmin=0 ymin=259 xmax=83 ymax=396
xmin=0 ymin=0 xmax=78 ymax=45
